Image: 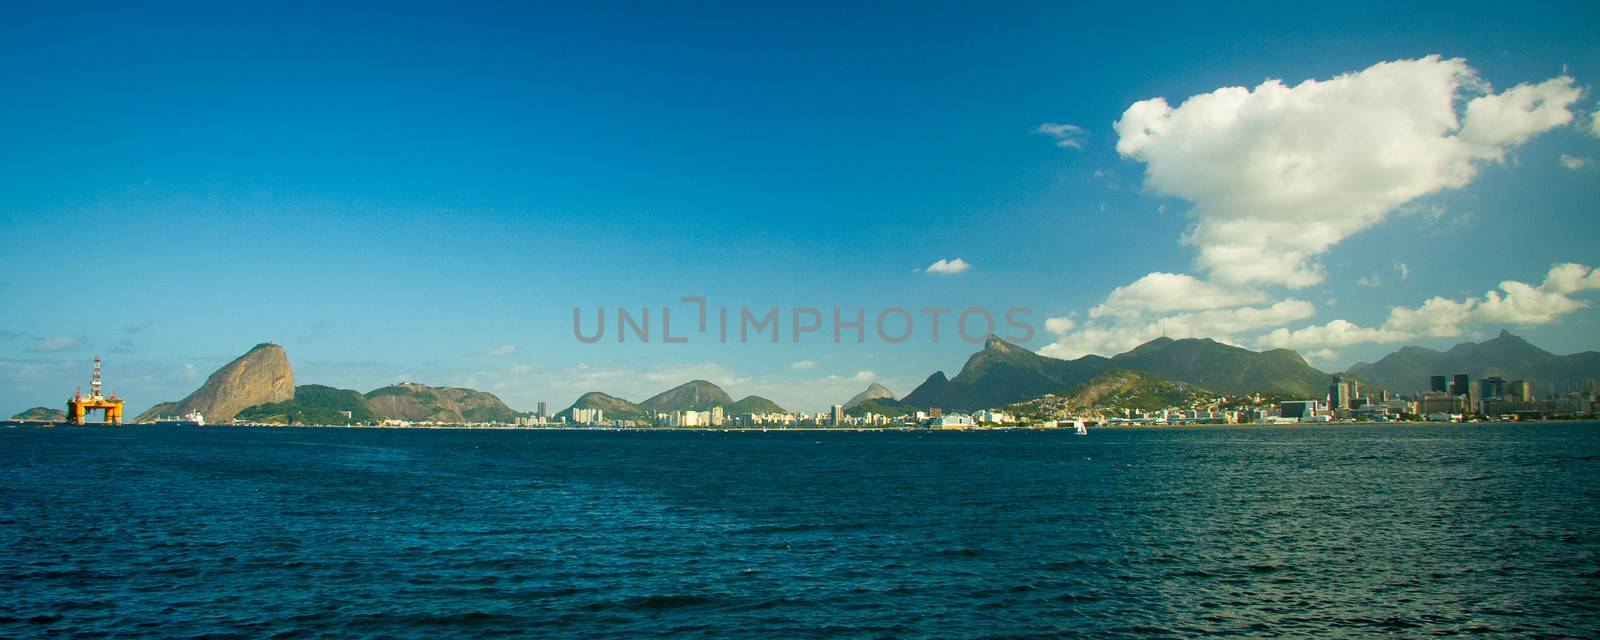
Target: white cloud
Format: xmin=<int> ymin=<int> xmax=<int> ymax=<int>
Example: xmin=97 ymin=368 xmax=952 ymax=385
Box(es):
xmin=852 ymin=370 xmax=878 ymax=382
xmin=1559 ymin=154 xmax=1590 ymax=170
xmin=1258 ymin=263 xmax=1600 ymax=351
xmin=1458 ymin=76 xmax=1584 ymax=150
xmin=1041 ymin=299 xmax=1316 ymax=359
xmin=1302 ymin=348 xmax=1340 ymax=364
xmin=1114 ymin=55 xmax=1578 ymax=288
xmin=1258 ymin=319 xmax=1409 ymax=350
xmin=1356 ymin=274 xmax=1382 ymax=288
xmin=1036 ymin=123 xmax=1088 ymax=149
xmin=1040 ymin=56 xmax=1583 ymax=361
xmin=1044 ymin=316 xmax=1077 ymax=335
xmin=788 ymin=359 xmax=818 ymax=370
xmin=486 ymin=344 xmax=517 ymax=357
xmin=1592 ymin=110 xmax=1600 ymax=138
xmin=1090 ymin=272 xmax=1265 ymax=318
xmin=925 ymin=257 xmax=972 ymax=275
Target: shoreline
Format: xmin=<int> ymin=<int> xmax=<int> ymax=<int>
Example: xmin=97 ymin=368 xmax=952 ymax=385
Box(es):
xmin=4 ymin=418 xmax=1592 ymax=432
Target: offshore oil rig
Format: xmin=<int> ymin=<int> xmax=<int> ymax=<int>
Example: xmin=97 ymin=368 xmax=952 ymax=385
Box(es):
xmin=67 ymin=356 xmax=124 ymax=425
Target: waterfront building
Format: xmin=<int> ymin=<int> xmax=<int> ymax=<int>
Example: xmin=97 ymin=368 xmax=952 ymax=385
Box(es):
xmin=976 ymin=409 xmax=1014 ymax=424
xmin=1478 ymin=376 xmax=1506 ymax=402
xmin=1329 ymin=375 xmax=1352 ymax=411
xmin=711 ymin=406 xmax=725 ymax=427
xmin=537 ymin=401 xmax=547 ymax=418
xmin=1430 ymin=375 xmax=1448 ymax=393
xmin=1451 ymin=373 xmax=1470 ymax=398
xmin=667 ymin=410 xmax=708 ymax=427
xmin=1278 ymin=400 xmax=1321 ymax=420
xmin=831 ymin=404 xmax=844 ymax=426
xmin=1509 ymin=380 xmax=1533 ymax=402
xmin=931 ymin=414 xmax=976 ymax=429
xmin=1417 ymin=392 xmax=1466 ymax=416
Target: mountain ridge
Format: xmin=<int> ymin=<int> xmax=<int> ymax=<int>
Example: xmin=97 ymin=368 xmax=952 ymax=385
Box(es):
xmin=1347 ymin=329 xmax=1600 ymax=393
xmin=842 ymin=383 xmax=895 ymax=410
xmin=365 ymin=382 xmax=520 ymax=423
xmin=640 ymin=380 xmax=735 ymax=413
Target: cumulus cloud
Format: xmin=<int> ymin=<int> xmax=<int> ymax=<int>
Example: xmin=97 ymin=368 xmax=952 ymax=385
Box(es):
xmin=1395 ymin=261 xmax=1410 ymax=280
xmin=486 ymin=344 xmax=517 ymax=357
xmin=1357 ymin=274 xmax=1382 ymax=288
xmin=1258 ymin=263 xmax=1600 ymax=351
xmin=852 ymin=370 xmax=878 ymax=382
xmin=1040 ymin=299 xmax=1316 ymax=359
xmin=1090 ymin=272 xmax=1265 ymax=318
xmin=1257 ymin=319 xmax=1408 ymax=350
xmin=925 ymin=257 xmax=972 ymax=275
xmin=1115 ymin=55 xmax=1577 ymax=288
xmin=788 ymin=359 xmax=819 ymax=370
xmin=1044 ymin=316 xmax=1077 ymax=336
xmin=1036 ymin=123 xmax=1088 ymax=149
xmin=1592 ymin=110 xmax=1600 ymax=138
xmin=1560 ymin=154 xmax=1590 ymax=170
xmin=1043 ymin=56 xmax=1582 ymax=360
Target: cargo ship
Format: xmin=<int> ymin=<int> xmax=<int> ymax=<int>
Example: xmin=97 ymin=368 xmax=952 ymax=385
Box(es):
xmin=153 ymin=412 xmax=205 ymax=427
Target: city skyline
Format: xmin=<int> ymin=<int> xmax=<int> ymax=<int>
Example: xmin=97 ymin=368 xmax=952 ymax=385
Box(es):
xmin=4 ymin=2 xmax=1600 ymax=415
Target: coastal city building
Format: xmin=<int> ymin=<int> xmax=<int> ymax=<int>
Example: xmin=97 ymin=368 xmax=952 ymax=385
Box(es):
xmin=1430 ymin=375 xmax=1448 ymax=394
xmin=1277 ymin=400 xmax=1322 ymax=420
xmin=1329 ymin=375 xmax=1353 ymax=411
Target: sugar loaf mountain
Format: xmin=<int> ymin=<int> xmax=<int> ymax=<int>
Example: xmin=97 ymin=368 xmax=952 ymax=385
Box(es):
xmin=133 ymin=343 xmax=523 ymax=425
xmin=104 ymin=329 xmax=1599 ymax=426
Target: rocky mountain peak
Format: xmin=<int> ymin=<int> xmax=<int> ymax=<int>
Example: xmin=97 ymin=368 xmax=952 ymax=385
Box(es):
xmin=135 ymin=342 xmax=295 ymax=422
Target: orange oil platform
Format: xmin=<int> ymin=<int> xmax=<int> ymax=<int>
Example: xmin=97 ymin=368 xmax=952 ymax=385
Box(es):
xmin=67 ymin=356 xmax=124 ymax=425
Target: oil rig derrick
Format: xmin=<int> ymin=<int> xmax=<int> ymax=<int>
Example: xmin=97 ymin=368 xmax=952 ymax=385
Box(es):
xmin=67 ymin=356 xmax=124 ymax=425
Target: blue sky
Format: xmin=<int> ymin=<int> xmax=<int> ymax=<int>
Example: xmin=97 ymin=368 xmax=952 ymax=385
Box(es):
xmin=3 ymin=1 xmax=1599 ymax=416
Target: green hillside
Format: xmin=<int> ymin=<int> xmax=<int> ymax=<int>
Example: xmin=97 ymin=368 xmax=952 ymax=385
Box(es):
xmin=236 ymin=384 xmax=379 ymax=425
xmin=365 ymin=383 xmax=521 ymax=423
xmin=640 ymin=380 xmax=734 ymax=412
xmin=726 ymin=395 xmax=785 ymax=414
xmin=559 ymin=391 xmax=649 ymax=421
xmin=1108 ymin=337 xmax=1328 ymax=397
xmin=11 ymin=407 xmax=66 ymax=422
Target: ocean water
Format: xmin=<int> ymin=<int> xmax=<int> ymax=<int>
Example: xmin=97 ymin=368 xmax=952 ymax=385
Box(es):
xmin=2 ymin=423 xmax=1597 ymax=638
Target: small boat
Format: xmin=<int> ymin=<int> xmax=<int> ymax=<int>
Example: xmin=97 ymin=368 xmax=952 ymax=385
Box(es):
xmin=1070 ymin=418 xmax=1088 ymax=435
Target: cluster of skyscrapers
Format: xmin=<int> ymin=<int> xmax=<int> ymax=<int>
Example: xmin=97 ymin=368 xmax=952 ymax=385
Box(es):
xmin=1417 ymin=373 xmax=1533 ymax=417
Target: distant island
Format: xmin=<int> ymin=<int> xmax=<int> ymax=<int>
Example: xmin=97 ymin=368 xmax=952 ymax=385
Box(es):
xmin=11 ymin=330 xmax=1599 ymax=429
xmin=9 ymin=407 xmax=67 ymax=422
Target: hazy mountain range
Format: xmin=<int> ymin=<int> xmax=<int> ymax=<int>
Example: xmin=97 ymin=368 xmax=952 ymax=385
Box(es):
xmin=557 ymin=380 xmax=787 ymax=422
xmin=1347 ymin=330 xmax=1600 ymax=394
xmin=17 ymin=330 xmax=1596 ymax=424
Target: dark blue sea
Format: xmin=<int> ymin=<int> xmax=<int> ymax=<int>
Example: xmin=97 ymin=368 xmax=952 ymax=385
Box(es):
xmin=2 ymin=423 xmax=1598 ymax=638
